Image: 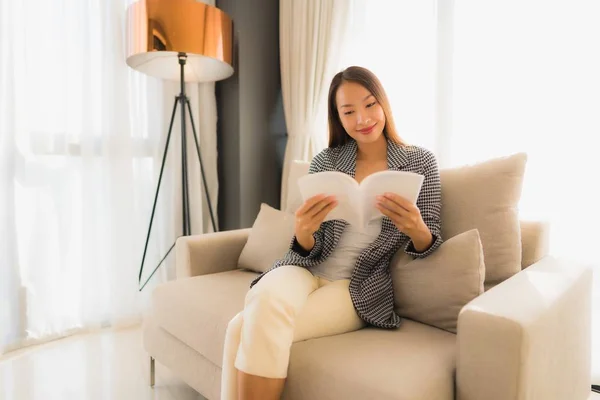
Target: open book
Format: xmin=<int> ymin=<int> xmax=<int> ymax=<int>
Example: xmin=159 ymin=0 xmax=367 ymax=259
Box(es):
xmin=297 ymin=170 xmax=424 ymax=229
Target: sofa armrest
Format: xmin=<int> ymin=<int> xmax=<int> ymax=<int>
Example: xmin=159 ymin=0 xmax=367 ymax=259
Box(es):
xmin=175 ymin=228 xmax=251 ymax=279
xmin=456 ymin=256 xmax=592 ymax=400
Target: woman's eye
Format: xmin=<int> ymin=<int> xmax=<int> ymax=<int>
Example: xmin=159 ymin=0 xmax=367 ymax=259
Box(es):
xmin=344 ymin=110 xmax=354 ymax=115
xmin=366 ymin=102 xmax=376 ymax=108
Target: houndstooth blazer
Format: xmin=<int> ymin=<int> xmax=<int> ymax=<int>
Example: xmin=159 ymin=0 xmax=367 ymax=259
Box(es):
xmin=250 ymin=139 xmax=443 ymax=329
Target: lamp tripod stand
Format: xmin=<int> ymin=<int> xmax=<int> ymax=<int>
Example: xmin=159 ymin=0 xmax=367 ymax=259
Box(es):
xmin=138 ymin=52 xmax=218 ymax=291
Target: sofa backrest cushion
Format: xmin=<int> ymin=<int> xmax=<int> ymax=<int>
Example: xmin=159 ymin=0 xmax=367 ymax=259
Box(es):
xmin=519 ymin=220 xmax=550 ymax=269
xmin=438 ymin=153 xmax=527 ymax=289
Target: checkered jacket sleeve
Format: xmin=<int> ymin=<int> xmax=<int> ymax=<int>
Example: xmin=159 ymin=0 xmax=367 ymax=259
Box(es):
xmin=403 ymin=148 xmax=443 ymax=257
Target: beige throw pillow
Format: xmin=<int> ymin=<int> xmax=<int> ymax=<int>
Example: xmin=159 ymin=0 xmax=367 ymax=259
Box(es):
xmin=391 ymin=229 xmax=485 ymax=333
xmin=440 ymin=153 xmax=527 ymax=290
xmin=238 ymin=203 xmax=295 ymax=273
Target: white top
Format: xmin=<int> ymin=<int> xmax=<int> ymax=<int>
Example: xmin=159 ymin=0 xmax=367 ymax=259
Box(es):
xmin=309 ymin=218 xmax=383 ymax=281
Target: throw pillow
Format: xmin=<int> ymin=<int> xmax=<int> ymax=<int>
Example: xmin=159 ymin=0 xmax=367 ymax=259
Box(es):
xmin=440 ymin=152 xmax=527 ymax=290
xmin=391 ymin=229 xmax=485 ymax=333
xmin=238 ymin=203 xmax=295 ymax=273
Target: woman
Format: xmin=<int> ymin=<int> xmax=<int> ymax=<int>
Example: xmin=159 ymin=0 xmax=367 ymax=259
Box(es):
xmin=221 ymin=66 xmax=443 ymax=400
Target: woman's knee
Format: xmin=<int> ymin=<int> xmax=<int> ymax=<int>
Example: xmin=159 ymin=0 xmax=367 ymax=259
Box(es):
xmin=245 ymin=266 xmax=316 ymax=310
xmin=244 ymin=286 xmax=291 ymax=320
xmin=226 ymin=312 xmax=244 ymax=335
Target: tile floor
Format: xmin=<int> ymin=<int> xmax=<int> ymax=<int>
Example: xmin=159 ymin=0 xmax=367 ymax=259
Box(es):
xmin=0 ymin=326 xmax=206 ymax=400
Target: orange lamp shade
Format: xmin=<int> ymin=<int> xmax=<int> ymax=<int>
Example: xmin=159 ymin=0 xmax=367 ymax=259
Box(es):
xmin=126 ymin=0 xmax=234 ymax=82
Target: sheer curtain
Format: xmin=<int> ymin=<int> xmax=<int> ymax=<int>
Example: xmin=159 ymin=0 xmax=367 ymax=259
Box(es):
xmin=0 ymin=0 xmax=218 ymax=355
xmin=279 ymin=0 xmax=354 ymax=210
xmin=337 ymin=0 xmax=600 ymax=382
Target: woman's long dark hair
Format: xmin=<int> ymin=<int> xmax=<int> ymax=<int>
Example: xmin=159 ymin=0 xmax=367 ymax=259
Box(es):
xmin=327 ymin=66 xmax=406 ymax=148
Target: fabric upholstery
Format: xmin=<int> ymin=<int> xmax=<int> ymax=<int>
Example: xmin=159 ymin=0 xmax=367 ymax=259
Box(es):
xmin=143 ymin=316 xmax=222 ymax=400
xmin=391 ymin=229 xmax=485 ymax=333
xmin=152 ymin=269 xmax=257 ymax=368
xmin=283 ymin=320 xmax=456 ymax=400
xmin=175 ymin=228 xmax=251 ymax=279
xmin=150 ymin=269 xmax=456 ymax=400
xmin=456 ymin=256 xmax=592 ymax=400
xmin=143 ymin=153 xmax=592 ymax=400
xmin=238 ymin=203 xmax=295 ymax=273
xmin=145 ymin=223 xmax=591 ymax=400
xmin=439 ymin=153 xmax=527 ymax=289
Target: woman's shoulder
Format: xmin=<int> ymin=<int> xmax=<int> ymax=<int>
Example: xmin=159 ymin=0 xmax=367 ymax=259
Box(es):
xmin=391 ymin=142 xmax=438 ymax=168
xmin=309 ymin=141 xmax=354 ymax=172
xmin=314 ymin=140 xmax=355 ymax=158
xmin=403 ymin=144 xmax=437 ymax=161
xmin=309 ymin=146 xmax=336 ymax=173
xmin=312 ymin=146 xmax=333 ymax=161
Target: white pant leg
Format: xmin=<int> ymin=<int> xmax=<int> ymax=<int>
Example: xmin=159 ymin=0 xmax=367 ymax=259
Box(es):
xmin=221 ymin=311 xmax=244 ymax=400
xmin=220 ymin=270 xmax=366 ymax=400
xmin=293 ymin=278 xmax=366 ymax=342
xmin=221 ymin=312 xmax=244 ymax=400
xmin=221 ymin=266 xmax=317 ymax=400
xmin=234 ymin=265 xmax=318 ymax=379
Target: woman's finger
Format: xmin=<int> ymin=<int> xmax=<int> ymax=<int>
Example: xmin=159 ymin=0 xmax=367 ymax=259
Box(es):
xmin=307 ymin=196 xmax=336 ymax=219
xmin=383 ymin=193 xmax=419 ymax=213
xmin=296 ymin=194 xmax=327 ymax=216
xmin=377 ymin=196 xmax=409 ymax=216
xmin=377 ymin=204 xmax=413 ymax=231
xmin=376 ymin=203 xmax=397 ymax=220
xmin=383 ymin=193 xmax=413 ymax=208
xmin=314 ymin=199 xmax=338 ymax=223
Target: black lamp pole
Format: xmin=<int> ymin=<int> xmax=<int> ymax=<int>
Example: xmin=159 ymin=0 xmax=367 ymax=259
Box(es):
xmin=138 ymin=52 xmax=218 ymax=291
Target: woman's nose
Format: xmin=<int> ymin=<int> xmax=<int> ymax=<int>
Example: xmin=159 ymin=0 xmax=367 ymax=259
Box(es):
xmin=356 ymin=112 xmax=367 ymax=124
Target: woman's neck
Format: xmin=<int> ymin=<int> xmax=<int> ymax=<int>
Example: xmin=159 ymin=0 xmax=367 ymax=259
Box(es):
xmin=356 ymin=135 xmax=387 ymax=162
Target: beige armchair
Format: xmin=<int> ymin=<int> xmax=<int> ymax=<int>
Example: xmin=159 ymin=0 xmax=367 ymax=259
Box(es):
xmin=143 ymin=157 xmax=592 ymax=400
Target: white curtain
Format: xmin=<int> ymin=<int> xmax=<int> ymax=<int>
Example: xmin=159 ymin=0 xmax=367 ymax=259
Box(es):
xmin=279 ymin=0 xmax=354 ymax=210
xmin=0 ymin=0 xmax=219 ymax=355
xmin=336 ymin=0 xmax=600 ymax=383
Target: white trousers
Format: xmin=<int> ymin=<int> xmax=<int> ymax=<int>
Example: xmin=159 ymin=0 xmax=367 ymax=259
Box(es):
xmin=220 ymin=265 xmax=365 ymax=400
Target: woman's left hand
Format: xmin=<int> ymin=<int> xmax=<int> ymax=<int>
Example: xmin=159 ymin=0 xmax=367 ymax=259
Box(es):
xmin=375 ymin=193 xmax=433 ymax=251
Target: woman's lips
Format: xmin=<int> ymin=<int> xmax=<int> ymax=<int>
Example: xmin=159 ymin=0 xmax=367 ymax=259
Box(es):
xmin=358 ymin=123 xmax=376 ymax=134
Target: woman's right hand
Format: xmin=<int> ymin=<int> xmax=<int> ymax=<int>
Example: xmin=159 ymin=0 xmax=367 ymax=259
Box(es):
xmin=294 ymin=194 xmax=338 ymax=252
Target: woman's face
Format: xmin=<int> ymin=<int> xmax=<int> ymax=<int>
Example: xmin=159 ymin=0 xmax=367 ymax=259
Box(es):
xmin=335 ymin=81 xmax=386 ymax=145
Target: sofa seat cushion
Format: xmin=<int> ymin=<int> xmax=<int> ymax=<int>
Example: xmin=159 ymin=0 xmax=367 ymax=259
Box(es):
xmin=152 ymin=269 xmax=258 ymax=368
xmin=284 ymin=320 xmax=456 ymax=400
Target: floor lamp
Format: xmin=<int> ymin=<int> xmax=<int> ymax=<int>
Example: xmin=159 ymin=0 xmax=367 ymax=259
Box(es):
xmin=125 ymin=0 xmax=234 ymax=291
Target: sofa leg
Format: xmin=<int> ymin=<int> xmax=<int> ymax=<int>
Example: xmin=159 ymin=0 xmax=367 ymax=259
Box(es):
xmin=150 ymin=356 xmax=155 ymax=387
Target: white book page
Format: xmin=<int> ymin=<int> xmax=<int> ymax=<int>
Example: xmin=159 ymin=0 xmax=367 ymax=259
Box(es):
xmin=359 ymin=170 xmax=424 ymax=223
xmin=297 ymin=171 xmax=360 ymax=225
